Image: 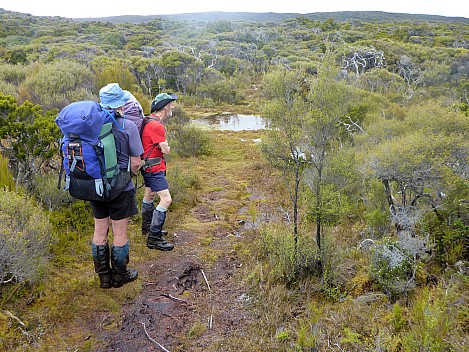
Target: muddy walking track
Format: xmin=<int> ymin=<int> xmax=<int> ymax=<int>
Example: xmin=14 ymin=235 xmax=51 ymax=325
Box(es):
xmin=92 ymin=131 xmax=275 ymax=351
xmin=100 ymin=230 xmax=251 ymax=352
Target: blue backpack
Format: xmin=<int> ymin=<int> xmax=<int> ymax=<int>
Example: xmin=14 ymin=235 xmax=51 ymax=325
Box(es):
xmin=56 ymin=101 xmax=131 ymax=201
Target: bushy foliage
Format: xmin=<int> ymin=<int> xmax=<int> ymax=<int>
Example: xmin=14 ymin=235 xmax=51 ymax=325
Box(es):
xmin=164 ymin=106 xmax=213 ymax=158
xmin=0 ymin=94 xmax=60 ymax=188
xmin=20 ymin=60 xmax=95 ymax=110
xmin=369 ymin=238 xmax=414 ymax=299
xmin=93 ymin=60 xmax=138 ymax=94
xmin=0 ymin=62 xmax=27 ymax=99
xmin=30 ymin=171 xmax=74 ymax=211
xmin=0 ymin=190 xmax=53 ymax=285
xmin=165 ymin=162 xmax=201 ymax=206
xmin=424 ymin=213 xmax=469 ymax=269
xmin=254 ymin=223 xmax=319 ymax=284
xmin=401 ymin=282 xmax=468 ymax=351
xmin=48 ymin=200 xmax=94 ymax=265
xmin=170 ymin=125 xmax=213 ymax=158
xmin=0 ymin=153 xmax=14 ymax=191
xmin=197 ymin=78 xmax=240 ymax=104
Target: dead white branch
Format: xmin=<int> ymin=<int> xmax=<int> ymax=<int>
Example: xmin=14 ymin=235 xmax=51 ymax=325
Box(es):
xmin=201 ymin=269 xmax=213 ymax=329
xmin=200 ymin=269 xmax=211 ymax=293
xmin=141 ymin=322 xmax=170 ymax=352
xmin=161 ymin=293 xmax=187 ymax=303
xmin=2 ymin=310 xmax=26 ymax=326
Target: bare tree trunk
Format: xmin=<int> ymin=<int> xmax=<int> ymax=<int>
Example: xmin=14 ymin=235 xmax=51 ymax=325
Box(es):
xmin=316 ymin=167 xmax=323 ymax=274
xmin=382 ymin=179 xmax=401 ymax=232
xmin=293 ymin=166 xmax=300 ymax=250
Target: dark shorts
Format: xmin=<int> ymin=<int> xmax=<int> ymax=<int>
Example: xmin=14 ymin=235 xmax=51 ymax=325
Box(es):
xmin=89 ymin=188 xmax=138 ymax=220
xmin=143 ymin=172 xmax=169 ymax=192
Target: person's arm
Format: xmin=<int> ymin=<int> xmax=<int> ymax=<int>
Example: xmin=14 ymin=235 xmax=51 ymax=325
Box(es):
xmin=130 ymin=155 xmax=142 ymax=175
xmin=159 ymin=140 xmax=170 ymax=154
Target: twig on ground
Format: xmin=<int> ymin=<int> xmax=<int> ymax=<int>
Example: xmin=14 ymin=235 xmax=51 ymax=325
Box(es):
xmin=200 ymin=269 xmax=211 ymax=293
xmin=2 ymin=310 xmax=26 ymax=326
xmin=99 ymin=314 xmax=112 ymax=328
xmin=161 ymin=293 xmax=187 ymax=303
xmin=141 ymin=322 xmax=170 ymax=352
xmin=200 ymin=269 xmax=214 ymax=329
xmin=145 ymin=282 xmax=159 ymax=286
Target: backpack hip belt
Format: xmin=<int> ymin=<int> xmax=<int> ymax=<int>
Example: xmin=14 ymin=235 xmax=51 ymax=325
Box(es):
xmin=142 ymin=157 xmax=162 ymax=172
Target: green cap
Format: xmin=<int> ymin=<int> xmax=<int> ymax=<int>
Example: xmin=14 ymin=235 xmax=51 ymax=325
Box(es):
xmin=151 ymin=93 xmax=178 ymax=113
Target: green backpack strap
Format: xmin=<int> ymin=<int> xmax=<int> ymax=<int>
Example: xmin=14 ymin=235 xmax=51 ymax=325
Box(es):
xmin=99 ymin=122 xmax=119 ymax=179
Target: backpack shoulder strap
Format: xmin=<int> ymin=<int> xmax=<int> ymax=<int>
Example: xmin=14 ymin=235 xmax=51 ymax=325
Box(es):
xmin=140 ymin=116 xmax=163 ymax=163
xmin=140 ymin=116 xmax=161 ymax=137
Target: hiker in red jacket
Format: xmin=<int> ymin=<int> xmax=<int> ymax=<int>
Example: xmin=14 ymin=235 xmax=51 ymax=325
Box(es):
xmin=140 ymin=93 xmax=178 ymax=251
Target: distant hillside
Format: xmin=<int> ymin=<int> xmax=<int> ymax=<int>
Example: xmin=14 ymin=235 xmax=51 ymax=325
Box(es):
xmin=74 ymin=11 xmax=295 ymax=24
xmin=72 ymin=11 xmax=469 ymax=24
xmin=0 ymin=8 xmax=467 ymax=24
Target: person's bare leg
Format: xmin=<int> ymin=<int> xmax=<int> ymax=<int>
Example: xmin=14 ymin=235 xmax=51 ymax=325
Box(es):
xmin=91 ymin=217 xmax=111 ymax=288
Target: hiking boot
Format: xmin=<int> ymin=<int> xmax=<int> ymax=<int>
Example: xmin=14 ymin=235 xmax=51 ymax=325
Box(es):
xmin=146 ymin=209 xmax=174 ymax=250
xmin=92 ymin=243 xmax=112 ymax=289
xmin=112 ymin=268 xmax=138 ymax=288
xmin=147 ymin=231 xmax=174 ymax=251
xmin=141 ymin=202 xmax=154 ymax=236
xmin=142 ymin=203 xmax=169 ymax=237
xmin=111 ymin=243 xmax=138 ymax=288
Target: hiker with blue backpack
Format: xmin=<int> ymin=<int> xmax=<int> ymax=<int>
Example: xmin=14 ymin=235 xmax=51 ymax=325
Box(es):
xmin=140 ymin=93 xmax=178 ymax=251
xmin=90 ymin=83 xmax=144 ymax=288
xmin=56 ymin=83 xmax=144 ymax=289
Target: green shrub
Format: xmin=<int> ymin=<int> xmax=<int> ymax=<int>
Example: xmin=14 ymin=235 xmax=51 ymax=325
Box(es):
xmin=369 ymin=238 xmax=413 ymax=299
xmin=401 ymin=284 xmax=465 ymax=351
xmin=170 ymin=125 xmax=213 ymax=158
xmin=48 ymin=201 xmax=94 ymax=264
xmin=0 ymin=190 xmax=53 ymax=285
xmin=255 ymin=223 xmax=319 ymax=284
xmin=31 ymin=171 xmax=74 ymax=210
xmin=197 ymin=78 xmax=239 ymax=104
xmin=0 ymin=153 xmax=14 ymax=191
xmin=434 ymin=219 xmax=469 ymax=266
xmin=166 ymin=162 xmax=201 ymax=206
xmin=390 ymin=302 xmax=406 ymax=332
xmin=21 ymin=60 xmax=95 ymax=110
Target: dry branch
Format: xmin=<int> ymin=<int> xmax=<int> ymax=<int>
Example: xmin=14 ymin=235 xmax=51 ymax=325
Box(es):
xmin=141 ymin=322 xmax=170 ymax=352
xmin=2 ymin=310 xmax=26 ymax=326
xmin=200 ymin=269 xmax=211 ymax=293
xmin=161 ymin=293 xmax=187 ymax=303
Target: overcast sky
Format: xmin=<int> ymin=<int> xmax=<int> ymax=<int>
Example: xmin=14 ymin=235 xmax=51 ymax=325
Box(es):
xmin=0 ymin=0 xmax=468 ymax=19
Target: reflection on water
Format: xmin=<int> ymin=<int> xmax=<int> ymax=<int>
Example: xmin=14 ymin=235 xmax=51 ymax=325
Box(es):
xmin=191 ymin=114 xmax=267 ymax=131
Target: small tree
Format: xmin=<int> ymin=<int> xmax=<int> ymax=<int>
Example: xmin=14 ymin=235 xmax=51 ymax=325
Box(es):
xmin=261 ymin=67 xmax=309 ymax=247
xmin=302 ymin=52 xmax=352 ymax=259
xmin=93 ymin=59 xmax=138 ymax=93
xmin=0 ymin=94 xmax=60 ymax=189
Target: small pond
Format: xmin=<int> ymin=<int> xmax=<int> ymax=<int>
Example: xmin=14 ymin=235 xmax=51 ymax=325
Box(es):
xmin=191 ymin=114 xmax=268 ymax=131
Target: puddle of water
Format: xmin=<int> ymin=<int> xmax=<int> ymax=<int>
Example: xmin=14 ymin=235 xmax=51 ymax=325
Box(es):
xmin=191 ymin=114 xmax=267 ymax=131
